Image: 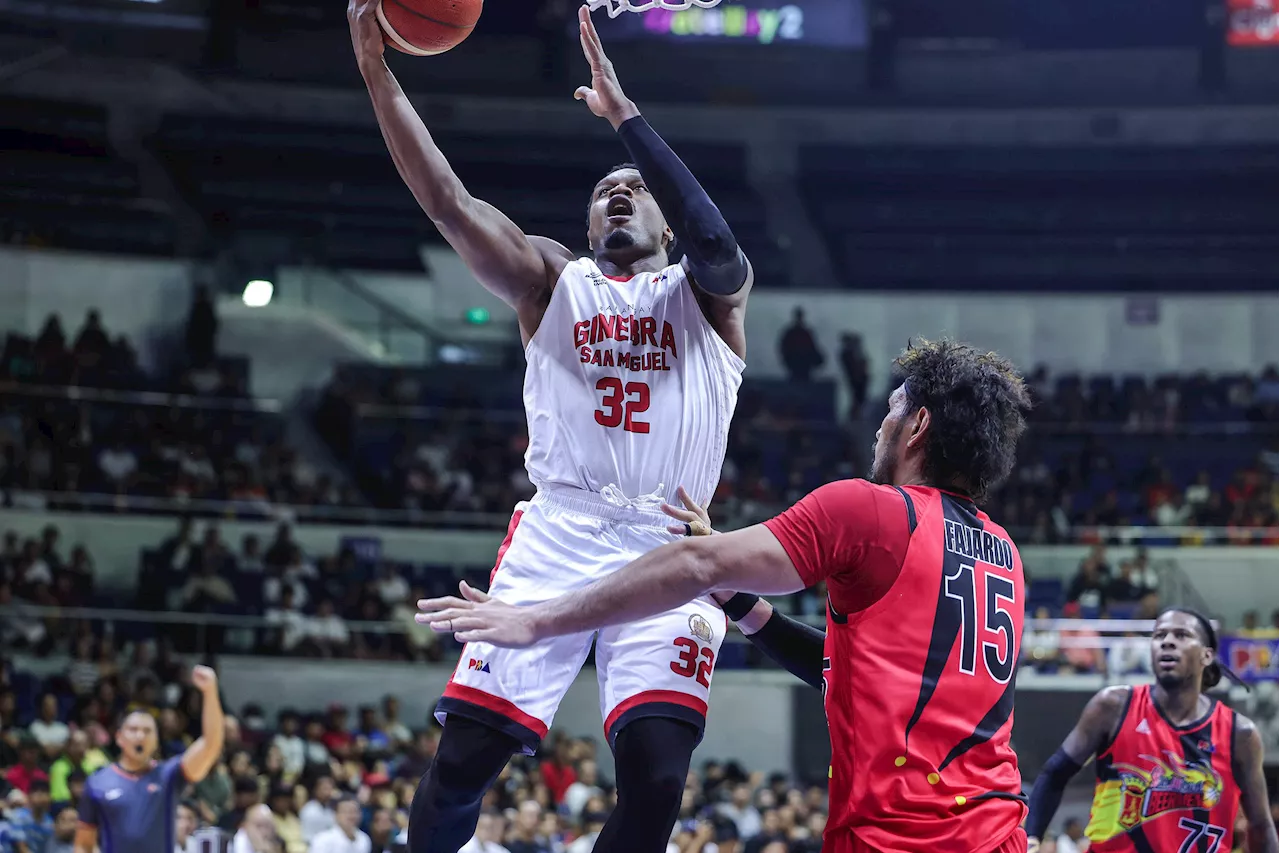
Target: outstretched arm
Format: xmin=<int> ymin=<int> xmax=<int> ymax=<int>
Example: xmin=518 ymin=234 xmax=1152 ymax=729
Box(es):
xmin=179 ymin=665 xmax=225 ymax=783
xmin=1025 ymin=686 xmax=1130 ymax=850
xmin=662 ymin=489 xmax=826 ymax=689
xmin=575 ymin=8 xmax=751 ymax=353
xmin=1233 ymin=715 xmax=1278 ymax=853
xmin=349 ymin=0 xmax=568 ymax=320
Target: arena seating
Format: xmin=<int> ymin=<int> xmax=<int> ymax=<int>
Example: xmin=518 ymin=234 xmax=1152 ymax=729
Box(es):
xmin=798 ymin=145 xmax=1279 ymax=291
xmin=148 ymin=115 xmax=788 ymax=281
xmin=0 ymin=97 xmax=176 ymax=255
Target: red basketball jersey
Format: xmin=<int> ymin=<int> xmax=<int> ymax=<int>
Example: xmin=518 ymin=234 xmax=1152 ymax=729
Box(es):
xmin=765 ymin=481 xmax=1026 ymax=853
xmin=1085 ymin=684 xmax=1240 ymax=852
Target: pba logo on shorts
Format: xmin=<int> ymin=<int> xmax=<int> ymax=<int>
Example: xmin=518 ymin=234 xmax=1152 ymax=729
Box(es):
xmin=468 ymin=658 xmax=492 ymax=673
xmin=688 ymin=614 xmax=714 ymax=644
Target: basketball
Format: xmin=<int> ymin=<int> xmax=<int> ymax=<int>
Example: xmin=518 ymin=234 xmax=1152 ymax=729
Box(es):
xmin=375 ymin=0 xmax=482 ymax=56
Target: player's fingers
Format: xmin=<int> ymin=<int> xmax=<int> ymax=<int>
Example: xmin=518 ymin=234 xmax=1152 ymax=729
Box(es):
xmin=579 ymin=22 xmax=602 ymax=65
xmin=427 ymin=613 xmax=485 ymax=633
xmin=676 ymin=486 xmax=707 ymax=519
xmin=416 ymin=595 xmax=472 ymax=614
xmin=660 ymin=502 xmax=697 ymax=522
xmin=574 ymin=86 xmax=593 ymax=101
xmin=665 ymin=524 xmax=686 ymax=536
xmin=458 ymin=581 xmax=490 ymax=603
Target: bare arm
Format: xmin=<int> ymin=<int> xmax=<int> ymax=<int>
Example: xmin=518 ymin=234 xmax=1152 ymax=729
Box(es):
xmin=348 ymin=0 xmax=569 ymax=322
xmin=419 ymin=526 xmax=805 ymax=646
xmin=180 ymin=665 xmax=225 ymax=783
xmin=1025 ymin=686 xmax=1130 ymax=846
xmin=1233 ymin=715 xmax=1278 ymax=853
xmin=74 ymin=824 xmax=97 ymax=853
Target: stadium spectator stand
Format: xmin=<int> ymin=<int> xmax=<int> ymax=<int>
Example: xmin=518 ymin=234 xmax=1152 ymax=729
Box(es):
xmin=798 ymin=145 xmax=1279 ymax=292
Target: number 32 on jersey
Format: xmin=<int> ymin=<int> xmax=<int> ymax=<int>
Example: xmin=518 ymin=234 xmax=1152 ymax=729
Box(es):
xmin=595 ymin=378 xmax=651 ymax=434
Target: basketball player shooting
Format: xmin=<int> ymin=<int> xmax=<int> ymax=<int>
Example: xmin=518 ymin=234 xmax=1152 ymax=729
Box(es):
xmin=1024 ymin=608 xmax=1276 ymax=853
xmin=348 ymin=4 xmax=752 ymax=853
xmin=421 ymin=340 xmax=1040 ymax=853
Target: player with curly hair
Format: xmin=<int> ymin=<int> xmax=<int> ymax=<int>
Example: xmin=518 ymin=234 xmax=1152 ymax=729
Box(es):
xmin=422 ymin=339 xmax=1036 ymax=853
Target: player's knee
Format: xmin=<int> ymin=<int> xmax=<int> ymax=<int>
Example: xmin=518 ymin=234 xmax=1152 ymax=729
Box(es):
xmin=426 ymin=716 xmax=519 ymax=804
xmin=614 ymin=717 xmax=696 ymax=809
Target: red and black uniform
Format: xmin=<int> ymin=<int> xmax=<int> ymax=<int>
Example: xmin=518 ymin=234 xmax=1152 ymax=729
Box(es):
xmin=764 ymin=480 xmax=1027 ymax=853
xmin=1085 ymin=685 xmax=1240 ymax=852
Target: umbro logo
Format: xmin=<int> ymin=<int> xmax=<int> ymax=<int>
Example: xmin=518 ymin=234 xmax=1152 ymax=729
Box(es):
xmin=1136 ymin=719 xmax=1152 ymax=735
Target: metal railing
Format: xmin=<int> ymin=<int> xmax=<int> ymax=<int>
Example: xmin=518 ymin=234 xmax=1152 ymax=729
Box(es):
xmin=0 ymin=380 xmax=283 ymax=413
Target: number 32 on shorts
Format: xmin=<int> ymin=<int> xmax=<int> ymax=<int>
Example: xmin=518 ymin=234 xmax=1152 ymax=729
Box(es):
xmin=671 ymin=638 xmax=714 ymax=688
xmin=595 ymin=378 xmax=650 ymax=434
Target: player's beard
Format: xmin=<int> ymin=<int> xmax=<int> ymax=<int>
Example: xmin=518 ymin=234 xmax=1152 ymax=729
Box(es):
xmin=867 ymin=421 xmax=905 ymax=485
xmin=603 ymin=227 xmax=637 ymax=251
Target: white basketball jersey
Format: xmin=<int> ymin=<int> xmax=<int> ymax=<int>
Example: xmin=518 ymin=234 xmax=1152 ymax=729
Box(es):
xmin=522 ymin=258 xmax=743 ymax=509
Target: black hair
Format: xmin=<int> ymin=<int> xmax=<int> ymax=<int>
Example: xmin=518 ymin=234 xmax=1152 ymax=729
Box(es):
xmin=891 ymin=339 xmax=1032 ymax=502
xmin=1156 ymin=607 xmax=1224 ymax=690
xmin=29 ymin=778 xmax=50 ymax=794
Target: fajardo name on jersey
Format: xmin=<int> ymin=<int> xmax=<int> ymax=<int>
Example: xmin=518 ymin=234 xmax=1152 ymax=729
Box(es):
xmin=943 ymin=519 xmax=1014 ymax=570
xmin=574 ymin=312 xmax=679 ymax=372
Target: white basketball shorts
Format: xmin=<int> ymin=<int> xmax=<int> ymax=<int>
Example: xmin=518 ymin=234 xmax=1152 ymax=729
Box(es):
xmin=435 ymin=486 xmax=726 ymax=754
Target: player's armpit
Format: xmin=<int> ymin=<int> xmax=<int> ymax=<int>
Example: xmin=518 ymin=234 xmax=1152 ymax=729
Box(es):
xmin=1233 ymin=716 xmax=1279 ymax=853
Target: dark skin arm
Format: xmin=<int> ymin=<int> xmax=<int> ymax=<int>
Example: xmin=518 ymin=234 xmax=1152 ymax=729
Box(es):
xmin=348 ymin=0 xmax=571 ymax=342
xmin=1026 ymin=686 xmax=1130 ymax=849
xmin=1232 ymin=714 xmax=1278 ymax=853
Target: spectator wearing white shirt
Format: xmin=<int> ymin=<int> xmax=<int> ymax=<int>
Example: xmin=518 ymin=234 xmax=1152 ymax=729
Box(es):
xmin=298 ymin=776 xmax=336 ymax=843
xmin=1055 ymin=817 xmax=1086 ymax=853
xmin=271 ymin=711 xmax=306 ymax=780
xmin=561 ymin=761 xmax=603 ymax=820
xmin=308 ymin=798 xmax=370 ymax=853
xmin=232 ymin=804 xmax=279 ymax=853
xmin=28 ymin=694 xmax=70 ymax=756
xmin=266 ymin=588 xmax=309 ymax=654
xmin=373 ymin=564 xmax=408 ymax=607
xmin=97 ymin=440 xmax=138 ymax=490
xmin=307 ymin=601 xmax=350 ymax=658
xmin=460 ymin=812 xmax=511 ymax=853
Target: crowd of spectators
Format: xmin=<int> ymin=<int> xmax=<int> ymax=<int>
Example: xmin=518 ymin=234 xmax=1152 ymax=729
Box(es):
xmin=0 ymin=306 xmax=364 ymax=515
xmin=0 ymin=651 xmax=851 ymax=853
xmin=318 ymin=360 xmax=1279 ymax=540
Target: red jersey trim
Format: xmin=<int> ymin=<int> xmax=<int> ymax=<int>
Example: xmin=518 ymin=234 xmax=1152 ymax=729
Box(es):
xmin=441 ymin=683 xmax=549 ymax=738
xmin=603 ymin=689 xmax=707 ymax=737
xmin=490 ymin=508 xmax=525 ymax=585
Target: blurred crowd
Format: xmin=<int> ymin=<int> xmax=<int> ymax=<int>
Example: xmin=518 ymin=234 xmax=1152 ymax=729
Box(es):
xmin=0 ymin=652 xmax=843 ymax=853
xmin=0 ymin=304 xmax=363 ymax=514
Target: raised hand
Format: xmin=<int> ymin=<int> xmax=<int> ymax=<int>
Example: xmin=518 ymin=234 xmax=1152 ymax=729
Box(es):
xmin=661 ymin=486 xmax=715 ymax=537
xmin=348 ymin=0 xmax=386 ymax=66
xmin=416 ymin=581 xmax=541 ymax=648
xmin=191 ymin=664 xmax=218 ymax=694
xmin=573 ymin=5 xmax=639 ymax=130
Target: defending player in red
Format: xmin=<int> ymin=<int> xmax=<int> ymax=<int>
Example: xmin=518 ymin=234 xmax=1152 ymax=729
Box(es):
xmin=420 ymin=339 xmax=1034 ymax=853
xmin=1024 ymin=609 xmax=1278 ymax=853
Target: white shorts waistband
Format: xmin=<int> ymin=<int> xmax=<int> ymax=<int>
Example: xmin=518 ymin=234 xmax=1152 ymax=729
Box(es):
xmin=533 ymin=485 xmax=671 ymax=527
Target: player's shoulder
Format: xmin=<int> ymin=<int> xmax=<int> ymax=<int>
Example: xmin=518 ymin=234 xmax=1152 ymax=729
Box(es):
xmin=1085 ymin=685 xmax=1134 ymax=726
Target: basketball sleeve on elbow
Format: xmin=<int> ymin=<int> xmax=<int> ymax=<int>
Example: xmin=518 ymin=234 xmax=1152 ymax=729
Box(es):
xmin=1024 ymin=748 xmax=1085 ymax=839
xmin=616 ymin=116 xmax=748 ymax=295
xmin=745 ymin=612 xmax=827 ymax=689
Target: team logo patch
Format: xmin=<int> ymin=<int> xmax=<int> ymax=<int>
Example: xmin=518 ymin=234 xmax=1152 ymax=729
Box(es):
xmin=147 ymin=783 xmax=160 ymax=793
xmin=105 ymin=789 xmax=123 ymax=801
xmin=688 ymin=614 xmax=714 ymax=644
xmin=467 ymin=658 xmax=491 ymax=673
xmin=1114 ymin=751 xmax=1223 ymax=830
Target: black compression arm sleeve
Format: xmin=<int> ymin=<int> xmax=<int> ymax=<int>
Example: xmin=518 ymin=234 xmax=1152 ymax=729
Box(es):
xmin=1025 ymin=748 xmax=1085 ymax=839
xmin=616 ymin=116 xmax=749 ymax=295
xmin=743 ymin=612 xmax=827 ymax=689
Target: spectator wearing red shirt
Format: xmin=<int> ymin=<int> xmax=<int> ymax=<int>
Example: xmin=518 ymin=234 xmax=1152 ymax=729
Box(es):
xmin=539 ymin=739 xmax=576 ymax=805
xmin=321 ymin=705 xmax=354 ymax=759
xmin=4 ymin=739 xmax=49 ymax=793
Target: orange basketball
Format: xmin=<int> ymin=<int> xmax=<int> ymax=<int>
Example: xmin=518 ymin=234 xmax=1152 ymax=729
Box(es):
xmin=376 ymin=0 xmax=482 ymax=56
